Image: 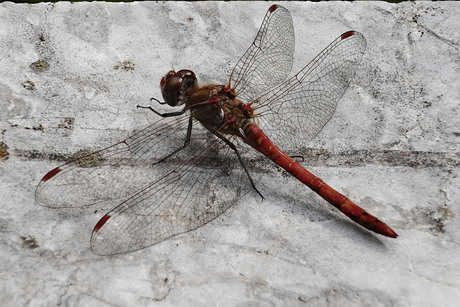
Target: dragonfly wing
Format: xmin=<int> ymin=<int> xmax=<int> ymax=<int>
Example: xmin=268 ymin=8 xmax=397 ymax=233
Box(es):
xmin=35 ymin=115 xmax=193 ymax=209
xmin=90 ymin=133 xmax=257 ymax=255
xmin=228 ymin=4 xmax=294 ymax=102
xmin=254 ymin=31 xmax=367 ymax=152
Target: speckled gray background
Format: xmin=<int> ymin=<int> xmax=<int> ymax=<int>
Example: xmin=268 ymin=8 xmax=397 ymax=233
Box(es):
xmin=1 ymin=2 xmax=459 ymax=306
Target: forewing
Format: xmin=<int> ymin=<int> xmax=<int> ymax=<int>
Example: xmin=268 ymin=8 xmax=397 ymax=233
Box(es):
xmin=254 ymin=31 xmax=367 ymax=152
xmin=228 ymin=5 xmax=294 ymax=102
xmin=90 ymin=133 xmax=257 ymax=255
xmin=35 ymin=115 xmax=193 ymax=209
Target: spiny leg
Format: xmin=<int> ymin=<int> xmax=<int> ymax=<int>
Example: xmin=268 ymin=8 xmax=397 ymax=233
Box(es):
xmin=137 ymin=104 xmax=186 ymax=117
xmin=138 ymin=104 xmax=194 ymax=166
xmin=209 ymin=129 xmax=265 ymax=200
xmin=154 ymin=116 xmax=194 ymax=166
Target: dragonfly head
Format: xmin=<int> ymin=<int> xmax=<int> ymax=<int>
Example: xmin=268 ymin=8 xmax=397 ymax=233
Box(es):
xmin=160 ymin=69 xmax=198 ymax=107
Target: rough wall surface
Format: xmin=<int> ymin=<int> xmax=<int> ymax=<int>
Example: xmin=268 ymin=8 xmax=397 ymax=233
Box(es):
xmin=0 ymin=2 xmax=459 ymax=306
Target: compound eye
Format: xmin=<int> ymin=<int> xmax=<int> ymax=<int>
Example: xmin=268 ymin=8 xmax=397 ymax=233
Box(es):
xmin=160 ymin=70 xmax=176 ymax=88
xmin=160 ymin=70 xmax=197 ymax=107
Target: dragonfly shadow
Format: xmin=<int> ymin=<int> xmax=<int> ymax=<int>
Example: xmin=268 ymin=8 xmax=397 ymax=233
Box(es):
xmin=260 ymin=178 xmax=390 ymax=250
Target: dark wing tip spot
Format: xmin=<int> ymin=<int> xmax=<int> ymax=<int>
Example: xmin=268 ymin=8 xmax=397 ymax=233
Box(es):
xmin=269 ymin=5 xmax=279 ymax=13
xmin=94 ymin=215 xmax=111 ymax=232
xmin=341 ymin=31 xmax=355 ymax=40
xmin=42 ymin=167 xmax=62 ymax=182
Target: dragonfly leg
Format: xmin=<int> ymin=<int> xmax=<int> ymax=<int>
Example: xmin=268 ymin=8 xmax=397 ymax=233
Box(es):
xmin=210 ymin=129 xmax=265 ymax=201
xmin=150 ymin=97 xmax=167 ymax=105
xmin=137 ymin=103 xmax=186 ymax=117
xmin=153 ymin=116 xmax=193 ymax=166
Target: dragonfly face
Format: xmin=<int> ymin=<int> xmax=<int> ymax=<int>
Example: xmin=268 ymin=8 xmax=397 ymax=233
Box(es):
xmin=160 ymin=69 xmax=198 ymax=106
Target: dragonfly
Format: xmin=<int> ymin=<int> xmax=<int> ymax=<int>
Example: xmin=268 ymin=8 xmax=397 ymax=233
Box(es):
xmin=36 ymin=4 xmax=397 ymax=255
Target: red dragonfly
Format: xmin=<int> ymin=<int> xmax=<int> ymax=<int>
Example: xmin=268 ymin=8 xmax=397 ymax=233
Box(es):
xmin=36 ymin=5 xmax=397 ymax=255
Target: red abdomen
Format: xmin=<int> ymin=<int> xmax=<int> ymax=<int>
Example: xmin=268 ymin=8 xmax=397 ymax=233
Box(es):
xmin=243 ymin=123 xmax=398 ymax=238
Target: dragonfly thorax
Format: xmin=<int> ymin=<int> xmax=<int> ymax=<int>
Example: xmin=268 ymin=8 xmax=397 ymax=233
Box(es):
xmin=186 ymin=84 xmax=256 ymax=136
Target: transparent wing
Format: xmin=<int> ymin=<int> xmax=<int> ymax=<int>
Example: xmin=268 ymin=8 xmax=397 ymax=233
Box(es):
xmin=90 ymin=134 xmax=257 ymax=255
xmin=253 ymin=31 xmax=367 ymax=152
xmin=35 ymin=115 xmax=193 ymax=209
xmin=36 ymin=111 xmax=259 ymax=255
xmin=228 ymin=4 xmax=294 ymax=102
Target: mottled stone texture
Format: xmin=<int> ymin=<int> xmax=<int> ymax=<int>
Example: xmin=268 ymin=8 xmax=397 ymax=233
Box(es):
xmin=0 ymin=2 xmax=459 ymax=306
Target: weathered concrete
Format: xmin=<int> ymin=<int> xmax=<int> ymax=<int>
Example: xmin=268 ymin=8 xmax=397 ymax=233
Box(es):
xmin=1 ymin=2 xmax=459 ymax=306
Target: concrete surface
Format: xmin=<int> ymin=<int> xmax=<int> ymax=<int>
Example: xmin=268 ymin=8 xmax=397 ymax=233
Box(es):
xmin=1 ymin=1 xmax=459 ymax=306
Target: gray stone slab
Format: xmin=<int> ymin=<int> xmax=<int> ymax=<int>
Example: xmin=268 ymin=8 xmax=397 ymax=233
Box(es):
xmin=1 ymin=1 xmax=459 ymax=306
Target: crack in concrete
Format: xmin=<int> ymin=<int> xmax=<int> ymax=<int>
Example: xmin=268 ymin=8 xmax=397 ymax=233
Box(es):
xmin=14 ymin=148 xmax=460 ymax=168
xmin=298 ymin=148 xmax=460 ymax=168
